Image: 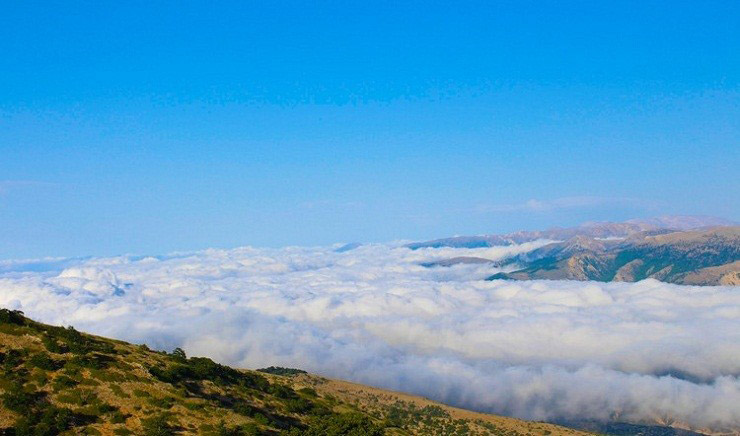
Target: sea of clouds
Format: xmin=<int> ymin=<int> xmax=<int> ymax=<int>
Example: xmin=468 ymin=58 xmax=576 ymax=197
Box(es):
xmin=1 ymin=241 xmax=739 ymax=432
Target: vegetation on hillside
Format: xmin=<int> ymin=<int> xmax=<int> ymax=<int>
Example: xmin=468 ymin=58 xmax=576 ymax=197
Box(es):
xmin=0 ymin=309 xmax=584 ymax=435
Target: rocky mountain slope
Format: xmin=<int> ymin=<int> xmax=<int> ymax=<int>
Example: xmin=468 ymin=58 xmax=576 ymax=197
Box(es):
xmin=488 ymin=227 xmax=740 ymax=285
xmin=0 ymin=309 xmax=590 ymax=436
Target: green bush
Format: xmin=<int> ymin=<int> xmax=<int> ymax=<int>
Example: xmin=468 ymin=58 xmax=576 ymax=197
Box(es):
xmin=42 ymin=335 xmax=67 ymax=353
xmin=133 ymin=388 xmax=151 ymax=398
xmin=290 ymin=413 xmax=384 ymax=436
xmin=252 ymin=413 xmax=269 ymax=425
xmin=205 ymin=420 xmax=260 ymax=436
xmin=0 ymin=349 xmax=26 ymax=370
xmin=80 ymin=377 xmax=102 ymax=387
xmin=257 ymin=366 xmax=307 ymax=376
xmin=56 ymin=388 xmax=93 ymax=406
xmin=232 ymin=402 xmax=257 ymax=417
xmin=29 ymin=370 xmax=48 ymax=386
xmin=297 ymin=387 xmax=317 ymax=397
xmin=284 ymin=398 xmax=314 ymax=414
xmin=84 ymin=426 xmax=103 ymax=435
xmin=147 ymin=396 xmax=175 ymax=409
xmin=141 ymin=413 xmax=174 ymax=436
xmin=269 ymin=384 xmax=296 ymax=400
xmin=89 ymin=368 xmax=127 ymax=382
xmin=28 ymin=352 xmax=62 ymax=371
xmin=52 ymin=374 xmax=79 ymax=391
xmin=39 ymin=324 xmax=115 ymax=355
xmin=111 ymin=411 xmax=128 ymax=424
xmin=0 ymin=309 xmax=26 ymax=325
xmin=149 ymin=356 xmax=269 ymax=391
xmin=68 ymin=352 xmax=115 ymax=370
xmin=2 ymin=383 xmax=41 ymax=414
xmin=12 ymin=406 xmax=77 ymax=435
xmin=109 ymin=384 xmax=130 ymax=398
xmin=170 ymin=348 xmax=187 ymax=362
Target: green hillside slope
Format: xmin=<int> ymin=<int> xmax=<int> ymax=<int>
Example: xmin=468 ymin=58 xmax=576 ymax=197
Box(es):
xmin=0 ymin=309 xmax=588 ymax=436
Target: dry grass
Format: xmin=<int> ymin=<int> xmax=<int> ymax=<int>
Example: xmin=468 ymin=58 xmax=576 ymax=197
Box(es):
xmin=0 ymin=312 xmax=594 ymax=435
xmin=287 ymin=373 xmax=590 ymax=436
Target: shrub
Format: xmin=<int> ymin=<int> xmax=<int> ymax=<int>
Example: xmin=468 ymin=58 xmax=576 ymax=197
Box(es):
xmin=149 ymin=356 xmax=269 ymax=391
xmin=298 ymin=387 xmax=317 ymax=397
xmin=420 ymin=405 xmax=449 ymax=418
xmin=170 ymin=348 xmax=187 ymax=362
xmin=257 ymin=366 xmax=307 ymax=376
xmin=91 ymin=403 xmax=118 ymax=415
xmin=12 ymin=405 xmax=79 ymax=434
xmin=133 ymin=389 xmax=151 ymax=398
xmin=290 ymin=413 xmax=384 ymax=436
xmin=284 ymin=398 xmax=314 ymax=414
xmin=205 ymin=420 xmax=260 ymax=436
xmin=68 ymin=352 xmax=115 ymax=370
xmin=2 ymin=383 xmax=41 ymax=414
xmin=55 ymin=388 xmax=98 ymax=407
xmin=252 ymin=413 xmax=269 ymax=425
xmin=109 ymin=384 xmax=130 ymax=398
xmin=232 ymin=402 xmax=257 ymax=416
xmin=147 ymin=396 xmax=175 ymax=409
xmin=61 ymin=363 xmax=84 ymax=379
xmin=240 ymin=423 xmax=259 ymax=436
xmin=43 ymin=335 xmax=68 ymax=353
xmin=28 ymin=352 xmax=62 ymax=371
xmin=0 ymin=309 xmax=25 ymax=325
xmin=89 ymin=368 xmax=127 ymax=382
xmin=141 ymin=413 xmax=174 ymax=436
xmin=269 ymin=384 xmax=296 ymax=400
xmin=30 ymin=370 xmax=48 ymax=386
xmin=52 ymin=374 xmax=79 ymax=391
xmin=0 ymin=349 xmax=26 ymax=369
xmin=39 ymin=324 xmax=115 ymax=355
xmin=111 ymin=411 xmax=128 ymax=424
xmin=80 ymin=377 xmax=101 ymax=387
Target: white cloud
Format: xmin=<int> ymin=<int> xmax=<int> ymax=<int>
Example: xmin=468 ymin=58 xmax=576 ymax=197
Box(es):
xmin=0 ymin=242 xmax=738 ymax=433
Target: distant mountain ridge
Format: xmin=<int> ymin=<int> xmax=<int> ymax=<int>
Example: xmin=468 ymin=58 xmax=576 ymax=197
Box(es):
xmin=406 ymin=216 xmax=736 ymax=250
xmin=410 ymin=216 xmax=740 ymax=286
xmin=487 ymin=226 xmax=740 ymax=285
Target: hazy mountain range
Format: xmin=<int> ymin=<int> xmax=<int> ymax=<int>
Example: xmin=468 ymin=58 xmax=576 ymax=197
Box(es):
xmin=413 ymin=216 xmax=739 ymax=286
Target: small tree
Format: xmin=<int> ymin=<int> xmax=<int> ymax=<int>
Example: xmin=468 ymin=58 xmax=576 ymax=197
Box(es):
xmin=171 ymin=348 xmax=187 ymax=362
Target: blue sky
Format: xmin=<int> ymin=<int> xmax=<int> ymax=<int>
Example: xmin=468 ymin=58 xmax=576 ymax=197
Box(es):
xmin=1 ymin=1 xmax=738 ymax=259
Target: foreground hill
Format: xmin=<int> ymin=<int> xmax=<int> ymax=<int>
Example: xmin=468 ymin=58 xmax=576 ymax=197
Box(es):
xmin=0 ymin=309 xmax=589 ymax=435
xmin=488 ymin=227 xmax=740 ymax=285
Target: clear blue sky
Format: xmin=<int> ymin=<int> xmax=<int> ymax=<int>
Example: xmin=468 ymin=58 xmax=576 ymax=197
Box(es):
xmin=1 ymin=1 xmax=738 ymax=259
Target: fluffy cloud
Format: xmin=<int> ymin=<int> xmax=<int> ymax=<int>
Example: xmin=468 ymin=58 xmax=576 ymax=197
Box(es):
xmin=1 ymin=242 xmax=738 ymax=433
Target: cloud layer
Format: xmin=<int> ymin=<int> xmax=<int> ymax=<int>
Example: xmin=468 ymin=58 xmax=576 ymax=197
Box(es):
xmin=1 ymin=242 xmax=738 ymax=432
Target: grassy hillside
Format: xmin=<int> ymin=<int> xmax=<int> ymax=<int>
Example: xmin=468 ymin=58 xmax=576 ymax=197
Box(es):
xmin=0 ymin=309 xmax=588 ymax=436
